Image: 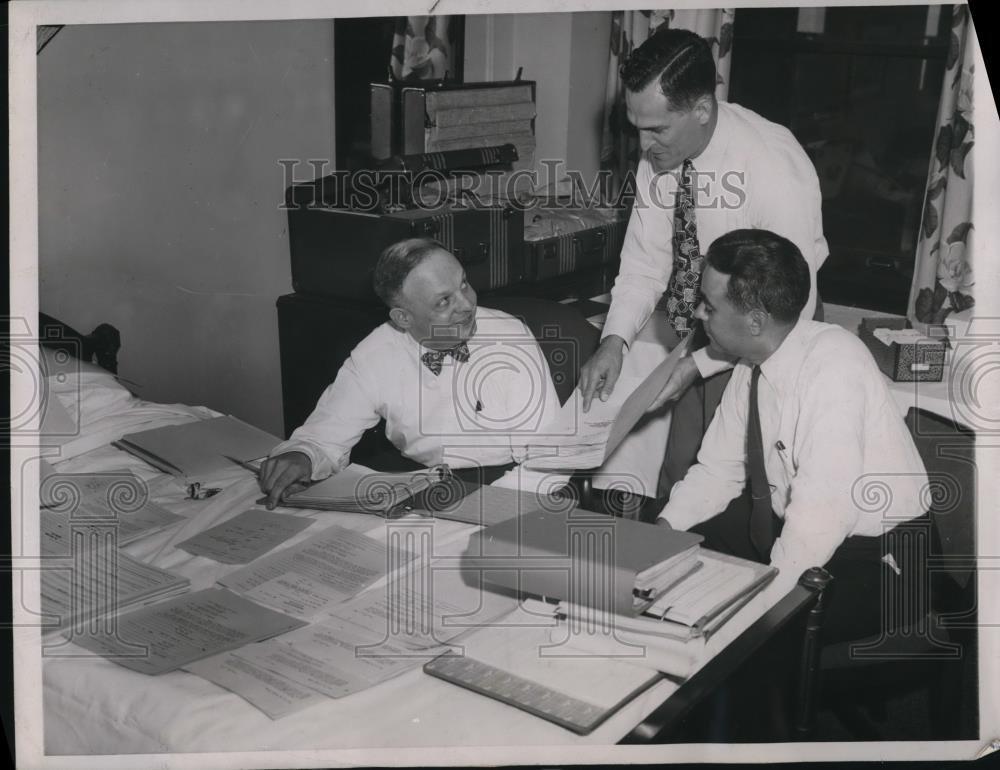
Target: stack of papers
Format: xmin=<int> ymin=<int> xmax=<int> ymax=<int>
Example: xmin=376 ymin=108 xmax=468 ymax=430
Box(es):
xmin=40 ymin=469 xmax=185 ymax=551
xmin=186 ymin=562 xmax=519 ymax=720
xmin=277 ymin=463 xmax=448 ymax=516
xmin=176 ymin=509 xmax=313 ymax=565
xmin=217 ymin=523 xmax=408 ymax=620
xmin=112 ymin=415 xmax=280 ymax=481
xmin=642 ymin=550 xmax=777 ymax=638
xmin=872 ymin=327 xmax=939 ymax=346
xmin=55 ymin=588 xmax=306 ymax=675
xmin=40 ymin=542 xmax=191 ymax=632
xmin=632 ymin=547 xmax=702 ymax=611
xmin=552 ymin=549 xmax=777 ymax=642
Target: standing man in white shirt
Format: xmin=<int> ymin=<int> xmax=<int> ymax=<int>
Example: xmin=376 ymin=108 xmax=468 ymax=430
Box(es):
xmin=578 ymin=26 xmax=828 ymax=503
xmin=260 ymin=237 xmax=563 ymax=508
xmin=657 ymin=228 xmax=928 ymax=641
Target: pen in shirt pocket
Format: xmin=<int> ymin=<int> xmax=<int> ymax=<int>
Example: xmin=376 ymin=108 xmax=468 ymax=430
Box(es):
xmin=775 ymin=440 xmax=791 ymax=466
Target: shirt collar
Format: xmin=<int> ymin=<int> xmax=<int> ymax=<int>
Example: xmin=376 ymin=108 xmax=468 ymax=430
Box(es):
xmin=689 ymin=101 xmax=730 ymax=173
xmin=755 ymin=319 xmax=813 ymax=397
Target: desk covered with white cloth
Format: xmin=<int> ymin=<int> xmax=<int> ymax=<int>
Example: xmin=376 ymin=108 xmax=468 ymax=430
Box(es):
xmin=32 ymin=356 xmax=820 ymax=756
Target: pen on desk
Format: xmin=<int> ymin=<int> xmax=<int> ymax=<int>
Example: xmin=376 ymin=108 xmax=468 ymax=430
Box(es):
xmin=222 ymin=454 xmax=262 ymax=476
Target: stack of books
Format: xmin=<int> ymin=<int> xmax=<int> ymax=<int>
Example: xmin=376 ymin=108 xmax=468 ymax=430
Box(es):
xmin=465 ymin=508 xmax=776 ymax=636
xmin=421 ymin=83 xmax=536 ymax=171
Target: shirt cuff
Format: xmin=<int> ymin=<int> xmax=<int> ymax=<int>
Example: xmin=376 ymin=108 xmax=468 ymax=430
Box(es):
xmin=600 ymin=315 xmax=639 ymax=349
xmin=658 ymin=500 xmax=708 ymax=532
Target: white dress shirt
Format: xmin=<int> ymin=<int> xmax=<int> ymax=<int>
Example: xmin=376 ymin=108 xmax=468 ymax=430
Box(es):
xmin=272 ymin=307 xmax=564 ymax=485
xmin=659 ymin=321 xmax=928 ymax=596
xmin=603 ymin=101 xmax=829 ymax=377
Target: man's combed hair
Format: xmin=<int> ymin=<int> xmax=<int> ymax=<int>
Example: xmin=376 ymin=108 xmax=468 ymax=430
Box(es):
xmin=373 ymin=237 xmax=445 ymax=307
xmin=621 ymin=26 xmax=717 ymax=110
xmin=706 ymin=229 xmax=810 ymax=323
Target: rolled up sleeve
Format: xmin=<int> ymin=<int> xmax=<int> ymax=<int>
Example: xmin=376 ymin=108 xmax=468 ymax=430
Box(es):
xmin=270 ymin=355 xmax=382 ymax=480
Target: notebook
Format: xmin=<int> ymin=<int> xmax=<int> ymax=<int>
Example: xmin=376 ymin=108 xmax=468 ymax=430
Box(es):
xmin=112 ymin=415 xmax=280 ymax=482
xmin=274 ymin=463 xmax=452 ymax=516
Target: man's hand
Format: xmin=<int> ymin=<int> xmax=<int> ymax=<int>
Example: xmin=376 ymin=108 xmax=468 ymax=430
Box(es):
xmin=579 ymin=335 xmax=626 ymax=413
xmin=646 ymin=354 xmax=700 ymax=412
xmin=259 ymin=451 xmax=312 ymax=510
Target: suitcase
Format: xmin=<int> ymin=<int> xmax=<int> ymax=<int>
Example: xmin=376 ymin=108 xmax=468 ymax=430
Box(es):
xmin=286 ymin=175 xmax=525 ymax=302
xmin=522 ymin=208 xmax=628 ymax=282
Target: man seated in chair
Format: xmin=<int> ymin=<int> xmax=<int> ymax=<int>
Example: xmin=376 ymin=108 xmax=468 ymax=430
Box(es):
xmin=656 ymin=228 xmax=928 ymax=642
xmin=261 ymin=237 xmax=565 ymax=508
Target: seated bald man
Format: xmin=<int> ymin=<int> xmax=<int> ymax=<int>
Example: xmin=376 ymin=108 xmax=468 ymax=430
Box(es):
xmin=657 ymin=228 xmax=929 ymax=642
xmin=260 ymin=237 xmax=564 ymax=508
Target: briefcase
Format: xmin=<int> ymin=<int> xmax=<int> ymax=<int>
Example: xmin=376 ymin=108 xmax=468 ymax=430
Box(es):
xmin=523 ymin=207 xmax=628 ymax=282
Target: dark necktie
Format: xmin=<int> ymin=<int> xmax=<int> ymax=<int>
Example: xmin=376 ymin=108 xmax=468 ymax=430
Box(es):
xmin=421 ymin=341 xmax=470 ymax=376
xmin=747 ymin=365 xmax=775 ymax=559
xmin=665 ymin=159 xmax=703 ymax=338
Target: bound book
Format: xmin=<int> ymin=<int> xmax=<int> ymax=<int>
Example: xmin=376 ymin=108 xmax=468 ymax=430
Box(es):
xmin=641 ymin=549 xmax=778 ymax=639
xmin=554 ymin=549 xmax=777 ymax=642
xmin=272 ymin=463 xmax=454 ymax=517
xmin=462 ymin=508 xmax=703 ymax=617
xmin=112 ymin=415 xmax=280 ymax=482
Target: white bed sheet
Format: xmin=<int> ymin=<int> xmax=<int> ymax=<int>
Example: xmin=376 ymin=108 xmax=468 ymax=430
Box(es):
xmin=37 ymin=373 xmax=777 ymax=757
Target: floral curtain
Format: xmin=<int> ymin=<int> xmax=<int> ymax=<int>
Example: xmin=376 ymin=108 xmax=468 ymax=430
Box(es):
xmin=600 ymin=8 xmax=735 ymax=198
xmin=909 ymin=5 xmax=975 ymax=327
xmin=390 ymin=16 xmax=453 ymax=82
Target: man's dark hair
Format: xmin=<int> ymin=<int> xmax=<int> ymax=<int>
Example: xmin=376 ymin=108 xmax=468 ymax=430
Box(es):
xmin=621 ymin=26 xmax=717 ymax=110
xmin=373 ymin=237 xmax=445 ymax=307
xmin=705 ymin=229 xmax=810 ymax=323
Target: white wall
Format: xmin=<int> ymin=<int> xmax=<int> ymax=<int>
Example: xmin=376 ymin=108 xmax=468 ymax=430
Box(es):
xmin=37 ymin=20 xmax=336 ymax=436
xmin=465 ymin=13 xmax=611 ymax=187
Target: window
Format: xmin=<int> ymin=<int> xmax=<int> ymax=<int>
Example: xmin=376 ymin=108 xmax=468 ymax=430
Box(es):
xmin=334 ymin=16 xmax=466 ymax=169
xmin=729 ymin=5 xmax=952 ymax=313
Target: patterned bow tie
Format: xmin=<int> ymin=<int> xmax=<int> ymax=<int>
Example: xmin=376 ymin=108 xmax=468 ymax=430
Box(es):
xmin=421 ymin=342 xmax=470 ymax=376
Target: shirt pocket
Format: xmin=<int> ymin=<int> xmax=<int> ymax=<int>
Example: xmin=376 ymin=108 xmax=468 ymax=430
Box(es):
xmin=772 ymin=437 xmax=796 ymax=484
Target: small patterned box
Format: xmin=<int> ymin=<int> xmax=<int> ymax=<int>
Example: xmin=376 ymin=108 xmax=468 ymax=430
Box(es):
xmin=858 ymin=317 xmax=946 ymax=382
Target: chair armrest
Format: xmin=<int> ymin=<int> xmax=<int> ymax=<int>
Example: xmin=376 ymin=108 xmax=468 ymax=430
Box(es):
xmin=620 ymin=566 xmax=833 ymax=743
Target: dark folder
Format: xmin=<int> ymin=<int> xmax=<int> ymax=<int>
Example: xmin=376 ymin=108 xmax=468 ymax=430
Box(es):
xmin=461 ymin=508 xmax=703 ymax=617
